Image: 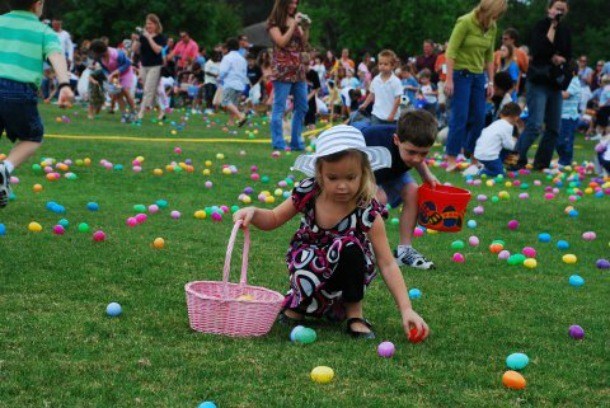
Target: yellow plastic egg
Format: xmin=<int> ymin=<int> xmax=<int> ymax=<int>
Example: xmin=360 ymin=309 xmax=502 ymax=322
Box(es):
xmin=427 ymin=229 xmax=438 ymax=235
xmin=265 ymin=196 xmax=275 ymax=204
xmin=310 ymin=366 xmax=334 ymax=384
xmin=194 ymin=210 xmax=206 ymax=219
xmin=564 ymin=206 xmax=574 ymax=214
xmin=584 ymin=187 xmax=593 ymax=194
xmin=170 ymin=130 xmax=177 ymax=135
xmin=222 ymin=167 xmax=232 ymax=175
xmin=274 ymin=188 xmax=283 ymax=196
xmin=165 ymin=165 xmax=174 ymax=172
xmin=562 ymin=254 xmax=577 ymax=264
xmin=499 ymin=191 xmax=510 ymax=199
xmin=202 ymin=169 xmax=211 ymax=176
xmin=28 ymin=222 xmax=43 ymax=232
xmin=205 ymin=160 xmax=213 ymax=167
xmin=83 ymin=158 xmax=92 ymax=166
xmin=33 ymin=184 xmax=43 ymax=193
xmin=504 ymin=182 xmax=512 ymax=188
xmin=242 ymin=196 xmax=252 ymax=204
xmin=136 ymin=156 xmax=144 ymax=163
xmin=153 ymin=168 xmax=163 ymax=176
xmin=216 ymin=153 xmax=225 ymax=160
xmin=153 ymin=238 xmax=165 ymax=249
xmin=523 ymin=258 xmax=537 ymax=269
xmin=486 ymin=180 xmax=495 ymax=187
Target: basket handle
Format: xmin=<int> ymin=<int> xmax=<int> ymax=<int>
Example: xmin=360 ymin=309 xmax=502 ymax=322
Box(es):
xmin=222 ymin=220 xmax=250 ymax=287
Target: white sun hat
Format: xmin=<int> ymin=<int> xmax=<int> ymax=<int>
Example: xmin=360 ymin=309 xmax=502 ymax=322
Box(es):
xmin=292 ymin=125 xmax=392 ymax=177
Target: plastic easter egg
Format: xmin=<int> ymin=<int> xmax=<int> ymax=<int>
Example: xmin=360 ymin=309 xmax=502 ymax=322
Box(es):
xmin=0 ymin=223 xmax=6 ymax=236
xmin=170 ymin=210 xmax=181 ymax=219
xmin=596 ymin=259 xmax=610 ymax=269
xmin=290 ymin=325 xmax=306 ymax=342
xmin=153 ymin=168 xmax=163 ymax=176
xmin=216 ymin=153 xmax=225 ymax=160
xmin=153 ymin=237 xmax=165 ymax=249
xmin=126 ymin=217 xmax=138 ymax=227
xmin=198 ymin=402 xmax=217 ymax=408
xmin=194 ymin=210 xmax=206 ymax=219
xmin=295 ymin=327 xmax=317 ymax=344
xmin=473 ymin=206 xmax=485 ymax=215
xmin=106 ymin=302 xmax=122 ymax=317
xmin=377 ymin=341 xmax=396 ymax=358
xmin=502 ymin=370 xmax=526 ymax=390
xmin=92 ymin=230 xmax=106 ymax=242
xmin=489 ymin=243 xmax=504 ymax=254
xmin=557 ymin=240 xmax=570 ymax=250
xmin=211 ymin=212 xmax=223 ymax=222
xmin=581 ymin=231 xmax=596 ymax=241
xmin=568 ymin=275 xmax=584 ymax=287
xmin=468 ymin=236 xmax=480 ymax=247
xmin=452 ymin=253 xmax=465 ymax=263
xmin=52 ymin=225 xmax=65 ymax=235
xmin=408 ymin=327 xmax=425 ymax=343
xmin=467 ymin=220 xmax=477 ymax=229
xmin=408 ymin=288 xmax=422 ymax=300
xmin=148 ymin=204 xmax=159 ymax=214
xmin=538 ymin=233 xmax=551 ymax=243
xmin=562 ymin=254 xmax=577 ymax=264
xmin=522 ymin=247 xmax=536 ymax=258
xmin=58 ymin=218 xmax=69 ymax=228
xmin=28 ymin=222 xmax=43 ymax=232
xmin=523 ymin=258 xmax=537 ymax=269
xmin=135 ymin=213 xmax=147 ymax=224
xmin=413 ymin=227 xmax=424 ymax=237
xmin=451 ymin=240 xmax=465 ymax=250
xmin=33 ymin=183 xmax=43 ymax=193
xmin=506 ymin=353 xmax=529 ymax=371
xmin=498 ymin=250 xmax=511 ymax=260
xmin=156 ymin=199 xmax=168 ymax=209
xmin=78 ymin=223 xmax=90 ymax=233
xmin=508 ymin=254 xmax=526 ymax=266
xmin=310 ymin=366 xmax=334 ymax=384
xmin=390 ymin=217 xmax=399 ymax=226
xmin=568 ymin=324 xmax=584 ymax=340
xmin=86 ymin=202 xmax=99 ymax=211
xmin=507 ymin=220 xmax=519 ymax=230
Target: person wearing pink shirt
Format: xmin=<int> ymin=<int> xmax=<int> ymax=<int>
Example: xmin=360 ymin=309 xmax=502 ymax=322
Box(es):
xmin=166 ymin=31 xmax=199 ymax=71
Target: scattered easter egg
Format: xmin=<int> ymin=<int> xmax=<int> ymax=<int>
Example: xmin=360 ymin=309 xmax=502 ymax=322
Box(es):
xmin=568 ymin=275 xmax=584 ymax=287
xmin=408 ymin=327 xmax=425 ymax=343
xmin=522 ymin=247 xmax=536 ymax=258
xmin=92 ymin=230 xmax=106 ymax=242
xmin=148 ymin=204 xmax=159 ymax=214
xmin=506 ymin=353 xmax=529 ymax=371
xmin=170 ymin=210 xmax=181 ymax=219
xmin=557 ymin=240 xmax=570 ymax=250
xmin=408 ymin=288 xmax=422 ymax=300
xmin=502 ymin=370 xmax=526 ymax=390
xmin=197 ymin=402 xmax=217 ymax=408
xmin=452 ymin=253 xmax=465 ymax=263
xmin=86 ymin=202 xmax=99 ymax=211
xmin=538 ymin=233 xmax=551 ymax=243
xmin=413 ymin=227 xmax=424 ymax=237
xmin=498 ymin=250 xmax=511 ymax=260
xmin=135 ymin=213 xmax=148 ymax=224
xmin=133 ymin=204 xmax=146 ymax=213
xmin=377 ymin=341 xmax=396 ymax=358
xmin=523 ymin=258 xmax=537 ymax=269
xmin=33 ymin=183 xmax=43 ymax=193
xmin=581 ymin=231 xmax=596 ymax=241
xmin=508 ymin=254 xmax=526 ymax=266
xmin=106 ymin=302 xmax=122 ymax=317
xmin=28 ymin=222 xmax=43 ymax=232
xmin=194 ymin=210 xmax=206 ymax=219
xmin=78 ymin=223 xmax=90 ymax=233
xmin=126 ymin=217 xmax=138 ymax=227
xmin=290 ymin=325 xmax=306 ymax=342
xmin=473 ymin=206 xmax=485 ymax=215
xmin=507 ymin=220 xmax=519 ymax=230
xmin=153 ymin=237 xmax=165 ymax=249
xmin=568 ymin=324 xmax=584 ymax=340
xmin=52 ymin=225 xmax=65 ymax=235
xmin=58 ymin=218 xmax=69 ymax=228
xmin=467 ymin=220 xmax=477 ymax=229
xmin=562 ymin=254 xmax=577 ymax=264
xmin=489 ymin=243 xmax=504 ymax=254
xmin=0 ymin=223 xmax=5 ymax=236
xmin=451 ymin=240 xmax=465 ymax=250
xmin=596 ymin=259 xmax=610 ymax=269
xmin=468 ymin=236 xmax=480 ymax=247
xmin=295 ymin=327 xmax=317 ymax=344
xmin=310 ymin=366 xmax=334 ymax=384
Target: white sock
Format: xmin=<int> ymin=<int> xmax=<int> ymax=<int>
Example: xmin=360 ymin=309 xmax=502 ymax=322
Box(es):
xmin=397 ymin=244 xmax=412 ymax=254
xmin=3 ymin=160 xmax=14 ymax=174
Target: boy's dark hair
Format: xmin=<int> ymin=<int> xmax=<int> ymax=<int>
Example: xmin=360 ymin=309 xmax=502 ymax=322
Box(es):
xmin=8 ymin=0 xmax=38 ymax=10
xmin=567 ymin=59 xmax=578 ymax=75
xmin=225 ymin=38 xmax=239 ymax=52
xmin=89 ymin=39 xmax=108 ymax=56
xmin=499 ymin=102 xmax=522 ymax=118
xmin=503 ymin=28 xmax=519 ymax=43
xmin=493 ymin=71 xmax=514 ymax=93
xmin=397 ymin=110 xmax=437 ymax=147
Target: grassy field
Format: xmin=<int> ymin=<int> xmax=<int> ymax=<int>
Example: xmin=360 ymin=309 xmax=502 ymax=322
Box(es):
xmin=0 ymin=104 xmax=608 ymax=407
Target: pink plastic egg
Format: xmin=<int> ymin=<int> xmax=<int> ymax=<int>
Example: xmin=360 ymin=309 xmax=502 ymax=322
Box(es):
xmin=507 ymin=220 xmax=519 ymax=230
xmin=135 ymin=213 xmax=148 ymax=224
xmin=522 ymin=247 xmax=537 ymax=258
xmin=126 ymin=217 xmax=138 ymax=227
xmin=468 ymin=236 xmax=480 ymax=247
xmin=498 ymin=250 xmax=511 ymax=260
xmin=52 ymin=225 xmax=65 ymax=235
xmin=170 ymin=210 xmax=181 ymax=219
xmin=92 ymin=230 xmax=106 ymax=242
xmin=148 ymin=204 xmax=159 ymax=214
xmin=452 ymin=253 xmax=465 ymax=263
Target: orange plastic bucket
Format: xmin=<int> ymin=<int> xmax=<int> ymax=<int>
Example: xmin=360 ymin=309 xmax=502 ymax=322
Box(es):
xmin=417 ymin=183 xmax=472 ymax=232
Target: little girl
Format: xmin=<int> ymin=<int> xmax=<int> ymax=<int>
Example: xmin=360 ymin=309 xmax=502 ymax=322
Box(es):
xmin=233 ymin=125 xmax=429 ymax=340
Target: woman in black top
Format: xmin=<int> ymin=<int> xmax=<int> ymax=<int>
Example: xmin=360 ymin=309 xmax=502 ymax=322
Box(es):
xmin=133 ymin=14 xmax=167 ymax=122
xmin=514 ymin=0 xmax=571 ymax=170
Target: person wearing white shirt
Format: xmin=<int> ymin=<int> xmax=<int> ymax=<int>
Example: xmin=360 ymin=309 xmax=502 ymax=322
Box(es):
xmin=358 ymin=50 xmax=403 ymax=125
xmin=218 ymin=38 xmax=248 ymax=126
xmin=473 ymin=102 xmax=522 ymax=176
xmin=52 ymin=19 xmax=74 ymax=69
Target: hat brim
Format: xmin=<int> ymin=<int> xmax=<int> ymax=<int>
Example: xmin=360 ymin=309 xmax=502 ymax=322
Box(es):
xmin=292 ymin=146 xmax=392 ymax=177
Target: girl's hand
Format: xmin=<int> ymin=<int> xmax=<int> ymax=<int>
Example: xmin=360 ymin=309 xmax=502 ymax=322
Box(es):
xmin=233 ymin=207 xmax=256 ymax=228
xmin=424 ymin=174 xmax=439 ymax=188
xmin=486 ymin=83 xmax=494 ymax=99
xmin=402 ymin=309 xmax=429 ymax=341
xmin=444 ymin=80 xmax=454 ymax=97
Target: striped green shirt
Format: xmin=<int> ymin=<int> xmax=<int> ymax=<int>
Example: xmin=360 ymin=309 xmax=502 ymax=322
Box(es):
xmin=0 ymin=11 xmax=62 ymax=87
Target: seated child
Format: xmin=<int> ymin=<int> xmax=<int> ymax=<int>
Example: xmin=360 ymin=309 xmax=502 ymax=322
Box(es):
xmin=474 ymin=102 xmax=522 ymax=176
xmin=595 ymin=137 xmax=610 ymax=175
xmin=233 ymin=125 xmax=429 ymax=340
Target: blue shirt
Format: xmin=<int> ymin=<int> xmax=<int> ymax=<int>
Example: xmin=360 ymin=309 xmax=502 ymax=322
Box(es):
xmin=359 ymin=124 xmax=412 ymax=184
xmin=402 ymin=77 xmax=419 ymax=104
xmin=219 ymin=50 xmax=248 ymax=92
xmin=562 ymin=76 xmax=581 ymax=120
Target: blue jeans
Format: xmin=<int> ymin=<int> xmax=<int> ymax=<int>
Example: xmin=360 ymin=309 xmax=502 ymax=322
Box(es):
xmin=556 ymin=118 xmax=578 ymax=166
xmin=446 ymin=70 xmax=486 ymax=157
xmin=515 ymin=80 xmax=563 ymax=169
xmin=270 ymin=80 xmax=307 ymax=150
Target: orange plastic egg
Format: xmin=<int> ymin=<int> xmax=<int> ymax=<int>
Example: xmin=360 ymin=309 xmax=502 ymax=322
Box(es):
xmin=502 ymin=370 xmax=526 ymax=390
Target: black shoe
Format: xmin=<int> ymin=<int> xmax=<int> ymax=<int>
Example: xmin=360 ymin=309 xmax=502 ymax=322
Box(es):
xmin=277 ymin=309 xmax=304 ymax=327
xmin=346 ymin=317 xmax=375 ymax=339
xmin=0 ymin=162 xmax=10 ymax=208
xmin=237 ymin=116 xmax=248 ymax=128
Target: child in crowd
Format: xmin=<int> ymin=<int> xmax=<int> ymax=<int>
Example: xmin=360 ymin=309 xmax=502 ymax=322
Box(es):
xmin=157 ymin=67 xmax=174 ymax=118
xmin=595 ymin=137 xmax=610 ymax=175
xmin=593 ymin=75 xmax=610 ymax=139
xmin=218 ymin=37 xmax=248 ymax=127
xmin=358 ymin=49 xmax=402 ymax=125
xmin=358 ymin=110 xmax=439 ymax=269
xmin=304 ymin=53 xmax=321 ymax=130
xmin=417 ymin=68 xmax=438 ymax=116
xmin=87 ymin=61 xmax=106 ymax=119
xmin=0 ymin=0 xmax=74 ymax=208
xmin=473 ymin=102 xmax=522 ymax=176
xmin=556 ymin=62 xmax=582 ymax=167
xmin=400 ymin=64 xmax=419 ymax=105
xmin=203 ymin=51 xmax=220 ymax=113
xmin=233 ymin=125 xmax=429 ymax=340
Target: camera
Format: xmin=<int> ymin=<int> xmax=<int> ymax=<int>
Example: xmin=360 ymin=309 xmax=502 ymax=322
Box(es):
xmin=135 ymin=26 xmax=144 ymax=35
xmin=554 ymin=13 xmax=564 ymax=22
xmin=299 ymin=13 xmax=312 ymax=25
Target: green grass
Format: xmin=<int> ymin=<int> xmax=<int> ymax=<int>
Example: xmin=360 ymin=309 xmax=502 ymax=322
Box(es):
xmin=0 ymin=104 xmax=608 ymax=407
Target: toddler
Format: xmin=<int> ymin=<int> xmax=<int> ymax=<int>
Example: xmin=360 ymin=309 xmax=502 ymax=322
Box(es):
xmin=358 ymin=50 xmax=403 ymax=125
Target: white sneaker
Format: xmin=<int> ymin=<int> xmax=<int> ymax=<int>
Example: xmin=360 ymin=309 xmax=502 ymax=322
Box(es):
xmin=0 ymin=163 xmax=11 ymax=208
xmin=394 ymin=247 xmax=435 ymax=270
xmin=590 ymin=134 xmax=602 ymax=141
xmin=462 ymin=164 xmax=481 ymax=177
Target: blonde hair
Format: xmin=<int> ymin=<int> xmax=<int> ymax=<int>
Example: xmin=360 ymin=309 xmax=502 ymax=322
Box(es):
xmin=378 ymin=49 xmax=398 ymax=66
xmin=474 ymin=0 xmax=507 ymax=31
xmin=146 ymin=14 xmax=163 ymax=34
xmin=314 ymin=150 xmax=377 ymax=207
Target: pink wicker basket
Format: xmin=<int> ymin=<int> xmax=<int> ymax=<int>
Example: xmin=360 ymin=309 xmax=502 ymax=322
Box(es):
xmin=185 ymin=221 xmax=285 ymax=337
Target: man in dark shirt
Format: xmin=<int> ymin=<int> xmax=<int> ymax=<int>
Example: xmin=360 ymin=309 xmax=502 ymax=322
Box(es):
xmin=356 ymin=110 xmax=439 ymax=270
xmin=416 ymin=40 xmax=438 ymax=84
xmin=514 ymin=0 xmax=571 ymax=170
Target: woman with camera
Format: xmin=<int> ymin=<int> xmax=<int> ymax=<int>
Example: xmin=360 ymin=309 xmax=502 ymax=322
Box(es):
xmin=514 ymin=0 xmax=572 ymax=170
xmin=266 ymin=0 xmax=310 ymax=151
xmin=132 ymin=14 xmax=167 ymax=122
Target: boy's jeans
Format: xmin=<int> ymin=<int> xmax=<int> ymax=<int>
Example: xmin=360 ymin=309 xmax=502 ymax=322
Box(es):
xmin=270 ymin=80 xmax=307 ymax=150
xmin=556 ymin=118 xmax=578 ymax=166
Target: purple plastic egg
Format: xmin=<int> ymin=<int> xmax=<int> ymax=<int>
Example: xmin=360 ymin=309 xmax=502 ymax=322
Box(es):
xmin=170 ymin=210 xmax=181 ymax=219
xmin=596 ymin=259 xmax=610 ymax=269
xmin=377 ymin=341 xmax=396 ymax=358
xmin=507 ymin=220 xmax=519 ymax=230
xmin=498 ymin=250 xmax=511 ymax=260
xmin=568 ymin=325 xmax=584 ymax=340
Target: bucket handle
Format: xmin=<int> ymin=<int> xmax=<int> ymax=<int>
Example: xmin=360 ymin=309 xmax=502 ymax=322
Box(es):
xmin=222 ymin=220 xmax=250 ymax=292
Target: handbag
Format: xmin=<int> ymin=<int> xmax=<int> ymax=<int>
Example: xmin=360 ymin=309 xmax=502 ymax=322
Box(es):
xmin=529 ymin=63 xmax=571 ymax=90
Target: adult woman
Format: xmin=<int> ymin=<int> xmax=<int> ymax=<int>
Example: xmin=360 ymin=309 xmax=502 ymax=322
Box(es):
xmin=444 ymin=0 xmax=507 ymax=172
xmin=267 ymin=0 xmax=310 ymax=151
xmin=498 ymin=43 xmax=520 ymax=100
xmin=514 ymin=0 xmax=571 ymax=170
xmin=132 ymin=14 xmax=167 ymax=122
xmin=89 ymin=39 xmax=137 ymax=122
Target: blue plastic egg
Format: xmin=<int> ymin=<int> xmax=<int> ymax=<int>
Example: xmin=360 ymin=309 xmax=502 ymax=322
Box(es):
xmin=557 ymin=240 xmax=570 ymax=250
xmin=538 ymin=232 xmax=551 ymax=243
xmin=467 ymin=220 xmax=477 ymax=229
xmin=568 ymin=275 xmax=584 ymax=287
xmin=568 ymin=209 xmax=579 ymax=218
xmin=106 ymin=302 xmax=122 ymax=317
xmin=0 ymin=223 xmax=6 ymax=236
xmin=506 ymin=352 xmax=529 ymax=370
xmin=87 ymin=202 xmax=99 ymax=211
xmin=198 ymin=402 xmax=217 ymax=408
xmin=58 ymin=218 xmax=69 ymax=228
xmin=409 ymin=288 xmax=422 ymax=299
xmin=290 ymin=325 xmax=305 ymax=342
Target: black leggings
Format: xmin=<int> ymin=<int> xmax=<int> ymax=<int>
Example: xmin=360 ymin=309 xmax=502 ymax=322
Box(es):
xmin=324 ymin=244 xmax=367 ymax=302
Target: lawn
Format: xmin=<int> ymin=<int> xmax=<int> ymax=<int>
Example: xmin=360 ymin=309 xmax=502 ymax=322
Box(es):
xmin=0 ymin=104 xmax=608 ymax=407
